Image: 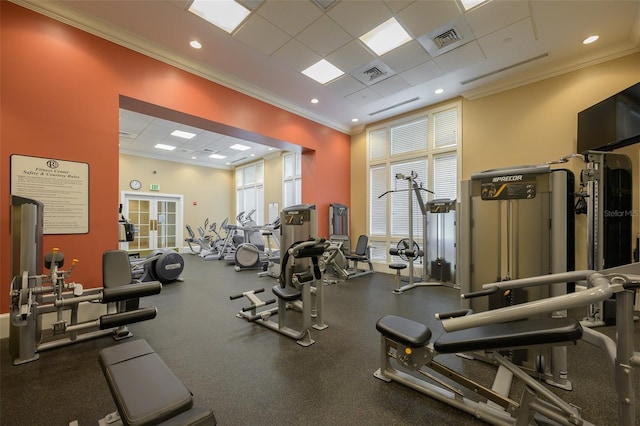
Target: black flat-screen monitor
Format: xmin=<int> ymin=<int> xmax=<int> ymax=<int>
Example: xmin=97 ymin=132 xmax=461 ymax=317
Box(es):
xmin=577 ymin=81 xmax=640 ymax=153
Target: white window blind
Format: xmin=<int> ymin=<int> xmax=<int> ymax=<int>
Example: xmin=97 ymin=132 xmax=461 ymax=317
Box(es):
xmin=366 ymin=102 xmax=459 ymax=265
xmin=433 ymin=153 xmax=457 ymax=200
xmin=391 ymin=118 xmax=428 ymax=156
xmin=433 ymin=108 xmax=457 ymax=149
xmin=390 ymin=160 xmax=427 ymax=238
xmin=369 ymin=129 xmax=387 ymax=160
xmin=283 ymin=152 xmax=301 ymax=207
xmin=236 ymin=162 xmax=264 ymax=224
xmin=369 ymin=165 xmax=387 ymax=236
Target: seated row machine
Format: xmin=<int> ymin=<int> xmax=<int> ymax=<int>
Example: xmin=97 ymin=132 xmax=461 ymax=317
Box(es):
xmin=374 ymin=265 xmax=640 ymax=425
xmin=230 ymin=238 xmax=328 ymax=346
xmin=10 ymin=249 xmax=161 ymax=365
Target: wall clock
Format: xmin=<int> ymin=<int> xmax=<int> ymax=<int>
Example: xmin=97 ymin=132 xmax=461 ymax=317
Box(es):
xmin=129 ymin=179 xmax=142 ymax=190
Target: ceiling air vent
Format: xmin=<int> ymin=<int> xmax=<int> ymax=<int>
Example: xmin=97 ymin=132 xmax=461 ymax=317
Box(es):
xmin=231 ymin=157 xmax=247 ymax=164
xmin=432 ymin=28 xmax=462 ymax=49
xmin=352 ymin=60 xmax=396 ymax=86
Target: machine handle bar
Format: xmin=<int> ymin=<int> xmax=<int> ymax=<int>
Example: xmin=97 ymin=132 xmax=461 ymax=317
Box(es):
xmin=242 ymin=299 xmax=275 ymax=312
xmin=435 ymin=309 xmax=473 ymax=320
xmin=229 ymin=288 xmax=264 ymax=300
xmin=442 ymin=270 xmax=623 ymax=332
xmin=460 ymin=287 xmax=498 ymax=299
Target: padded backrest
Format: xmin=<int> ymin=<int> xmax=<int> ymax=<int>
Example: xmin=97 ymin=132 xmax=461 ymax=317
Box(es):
xmin=103 ymin=249 xmax=133 ymax=289
xmin=354 ymin=235 xmax=369 ymax=256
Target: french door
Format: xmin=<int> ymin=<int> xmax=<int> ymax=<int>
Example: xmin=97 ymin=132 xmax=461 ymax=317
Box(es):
xmin=121 ymin=193 xmax=183 ymax=252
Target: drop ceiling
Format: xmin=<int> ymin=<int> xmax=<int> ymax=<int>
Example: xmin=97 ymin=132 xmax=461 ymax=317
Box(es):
xmin=14 ymin=0 xmax=640 ymax=169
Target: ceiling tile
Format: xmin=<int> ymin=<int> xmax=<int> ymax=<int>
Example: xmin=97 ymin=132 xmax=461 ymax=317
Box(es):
xmin=271 ymin=38 xmax=322 ymax=72
xmin=326 ymin=40 xmax=376 ymax=73
xmin=234 ymin=13 xmax=291 ymax=56
xmin=326 ymin=0 xmax=392 ymax=38
xmin=383 ymin=0 xmax=414 ymax=14
xmin=465 ymin=0 xmax=530 ymax=38
xmin=433 ymin=41 xmax=486 ymax=72
xmin=396 ymin=0 xmax=462 ymax=38
xmin=369 ymin=75 xmax=411 ymax=97
xmin=478 ymin=18 xmax=535 ymax=58
xmin=381 ymin=40 xmax=431 ymax=74
xmin=400 ymin=60 xmax=443 ymax=86
xmin=325 ymin=74 xmax=366 ymax=97
xmin=257 ymin=1 xmax=323 ymax=36
xmin=296 ymin=15 xmax=352 ymax=56
xmin=345 ymin=87 xmax=382 ymax=106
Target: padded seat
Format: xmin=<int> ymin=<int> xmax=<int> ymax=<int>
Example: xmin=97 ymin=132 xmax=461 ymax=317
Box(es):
xmin=434 ymin=318 xmax=583 ymax=353
xmin=272 ymin=285 xmax=301 ymax=301
xmin=99 ymin=340 xmax=216 ymax=426
xmin=376 ymin=315 xmax=432 ymax=348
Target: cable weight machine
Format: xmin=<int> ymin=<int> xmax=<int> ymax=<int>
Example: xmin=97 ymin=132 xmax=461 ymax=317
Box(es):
xmin=379 ymin=171 xmax=441 ymax=293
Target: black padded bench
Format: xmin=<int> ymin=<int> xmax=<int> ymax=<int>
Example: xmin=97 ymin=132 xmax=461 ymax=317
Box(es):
xmin=376 ymin=315 xmax=583 ymax=353
xmin=99 ymin=340 xmax=216 ymax=426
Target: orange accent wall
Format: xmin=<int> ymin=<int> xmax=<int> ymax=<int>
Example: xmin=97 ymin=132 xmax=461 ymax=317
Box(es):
xmin=1 ymin=2 xmax=350 ymax=313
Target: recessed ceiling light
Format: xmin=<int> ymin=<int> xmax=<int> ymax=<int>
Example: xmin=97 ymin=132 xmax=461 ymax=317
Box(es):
xmin=189 ymin=40 xmax=202 ymax=49
xmin=171 ymin=130 xmax=196 ymax=139
xmin=155 ymin=143 xmax=176 ymax=151
xmin=230 ymin=143 xmax=251 ymax=151
xmin=209 ymin=153 xmax=226 ymax=159
xmin=310 ymin=98 xmax=319 ymax=104
xmin=359 ymin=17 xmax=411 ymax=56
xmin=302 ymin=59 xmax=344 ymax=85
xmin=268 ymin=148 xmax=274 ymax=151
xmin=583 ymin=35 xmax=599 ymax=45
xmin=188 ymin=0 xmax=250 ymax=34
xmin=435 ymin=88 xmax=445 ymax=94
xmin=352 ymin=118 xmax=359 ymax=122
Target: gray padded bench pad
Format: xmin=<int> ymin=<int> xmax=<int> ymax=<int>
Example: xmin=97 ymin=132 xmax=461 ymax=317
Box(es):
xmin=377 ymin=315 xmax=582 ymax=354
xmin=99 ymin=339 xmax=216 ymax=426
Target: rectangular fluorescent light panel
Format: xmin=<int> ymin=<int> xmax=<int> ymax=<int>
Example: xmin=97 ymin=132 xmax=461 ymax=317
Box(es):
xmin=209 ymin=154 xmax=227 ymax=159
xmin=155 ymin=143 xmax=176 ymax=151
xmin=230 ymin=143 xmax=251 ymax=151
xmin=459 ymin=0 xmax=488 ymax=10
xmin=171 ymin=130 xmax=196 ymax=139
xmin=360 ymin=17 xmax=412 ymax=56
xmin=188 ymin=0 xmax=251 ymax=33
xmin=302 ymin=59 xmax=345 ymax=85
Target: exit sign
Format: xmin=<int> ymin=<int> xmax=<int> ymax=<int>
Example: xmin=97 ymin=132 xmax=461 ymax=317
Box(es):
xmin=149 ymin=184 xmax=160 ymax=191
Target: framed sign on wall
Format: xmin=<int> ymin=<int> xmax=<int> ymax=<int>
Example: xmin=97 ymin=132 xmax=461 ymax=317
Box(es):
xmin=10 ymin=154 xmax=90 ymax=234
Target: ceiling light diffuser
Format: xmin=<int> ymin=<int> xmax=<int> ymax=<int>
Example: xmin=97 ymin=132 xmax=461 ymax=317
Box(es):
xmin=189 ymin=40 xmax=202 ymax=49
xmin=171 ymin=130 xmax=196 ymax=139
xmin=188 ymin=0 xmax=251 ymax=34
xmin=359 ymin=17 xmax=412 ymax=56
xmin=155 ymin=144 xmax=176 ymax=151
xmin=459 ymin=0 xmax=488 ymax=11
xmin=302 ymin=59 xmax=345 ymax=84
xmin=209 ymin=153 xmax=227 ymax=159
xmin=230 ymin=143 xmax=251 ymax=151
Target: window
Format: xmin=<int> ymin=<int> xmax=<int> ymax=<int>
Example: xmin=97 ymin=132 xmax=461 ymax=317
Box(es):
xmin=367 ymin=102 xmax=460 ymax=265
xmin=283 ymin=152 xmax=301 ymax=207
xmin=236 ymin=161 xmax=264 ymax=224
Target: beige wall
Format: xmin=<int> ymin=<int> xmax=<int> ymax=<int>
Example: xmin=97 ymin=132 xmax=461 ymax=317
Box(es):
xmin=351 ymin=52 xmax=640 ymax=267
xmin=120 ymin=152 xmax=286 ymax=249
xmin=119 ymin=154 xmax=233 ymax=242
